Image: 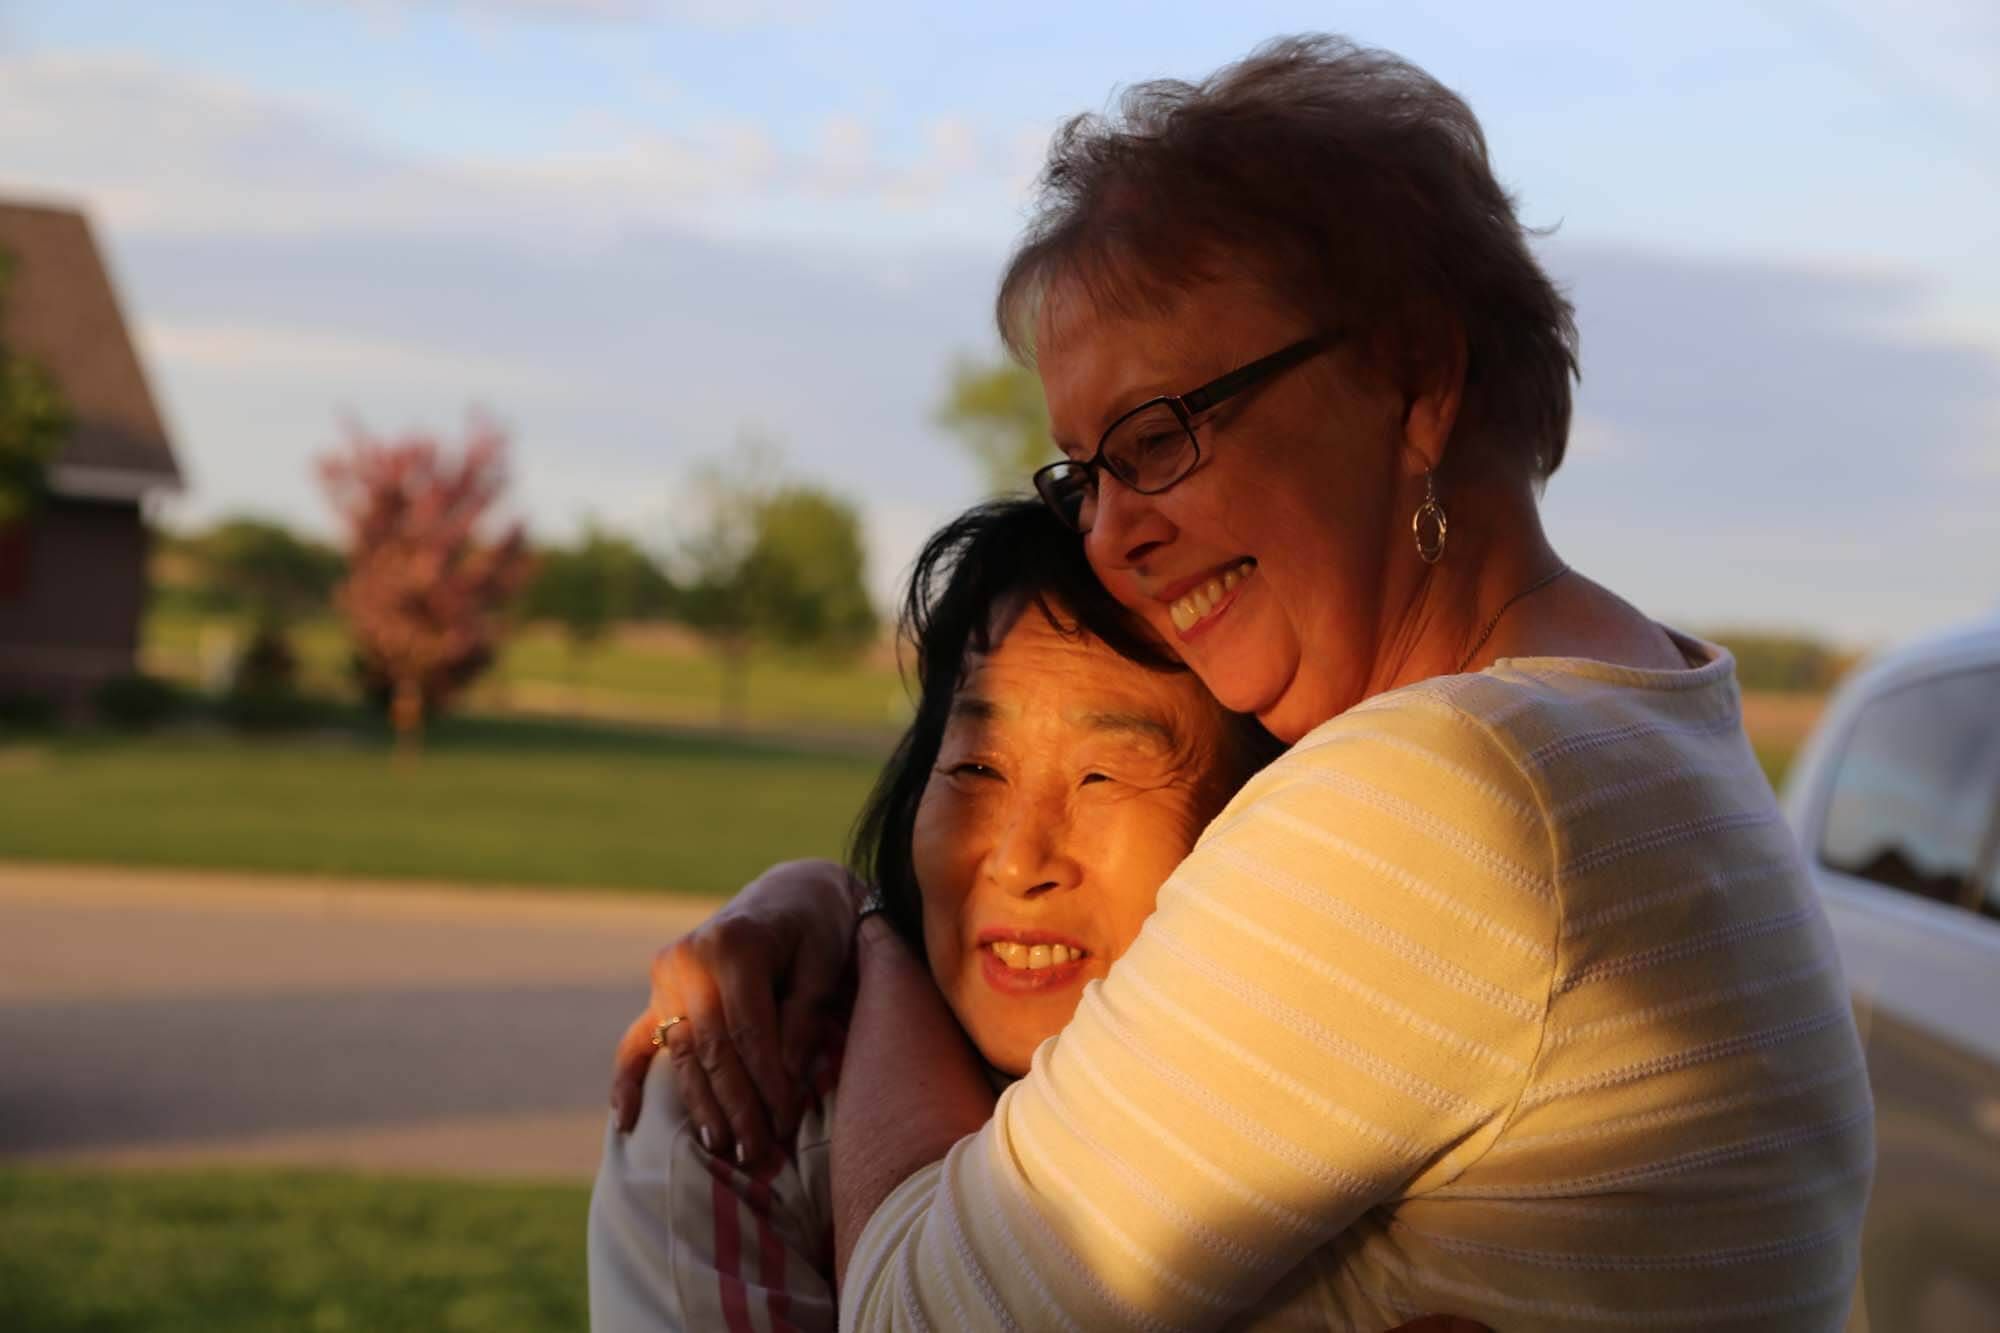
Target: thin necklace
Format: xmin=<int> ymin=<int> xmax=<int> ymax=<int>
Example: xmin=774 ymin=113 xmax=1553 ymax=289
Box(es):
xmin=1455 ymin=563 xmax=1570 ymax=673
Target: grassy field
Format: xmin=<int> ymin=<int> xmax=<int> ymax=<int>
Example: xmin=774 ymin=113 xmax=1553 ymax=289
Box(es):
xmin=142 ymin=611 xmax=913 ymax=732
xmin=0 ymin=1167 xmax=588 ymax=1333
xmin=0 ymin=716 xmax=885 ymax=894
xmin=0 ymin=609 xmax=1817 ymax=891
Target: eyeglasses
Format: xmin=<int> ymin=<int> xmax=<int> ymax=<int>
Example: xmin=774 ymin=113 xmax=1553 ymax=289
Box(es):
xmin=1031 ymin=332 xmax=1336 ymax=533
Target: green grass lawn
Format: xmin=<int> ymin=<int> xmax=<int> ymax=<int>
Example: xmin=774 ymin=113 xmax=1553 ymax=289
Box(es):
xmin=0 ymin=1167 xmax=588 ymax=1333
xmin=0 ymin=716 xmax=885 ymax=894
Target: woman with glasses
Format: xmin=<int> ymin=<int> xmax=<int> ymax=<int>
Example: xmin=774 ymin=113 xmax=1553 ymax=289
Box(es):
xmin=611 ymin=34 xmax=1872 ymax=1330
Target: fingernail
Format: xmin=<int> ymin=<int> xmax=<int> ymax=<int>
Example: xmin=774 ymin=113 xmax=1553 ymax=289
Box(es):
xmin=699 ymin=1126 xmax=714 ymax=1153
xmin=734 ymin=1142 xmax=748 ymax=1166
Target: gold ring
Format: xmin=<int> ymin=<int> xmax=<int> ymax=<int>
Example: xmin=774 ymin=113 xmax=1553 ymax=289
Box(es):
xmin=650 ymin=1015 xmax=687 ymax=1048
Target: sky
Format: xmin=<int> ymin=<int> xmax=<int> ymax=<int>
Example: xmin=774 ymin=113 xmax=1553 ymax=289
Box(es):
xmin=1 ymin=0 xmax=1995 ymax=644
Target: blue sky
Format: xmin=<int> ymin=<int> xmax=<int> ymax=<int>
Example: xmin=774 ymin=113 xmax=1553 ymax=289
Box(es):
xmin=1 ymin=0 xmax=1994 ymax=642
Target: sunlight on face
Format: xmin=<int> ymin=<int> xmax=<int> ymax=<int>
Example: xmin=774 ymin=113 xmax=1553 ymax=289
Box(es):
xmin=909 ymin=602 xmax=1238 ymax=1074
xmin=1038 ymin=274 xmax=1407 ymax=742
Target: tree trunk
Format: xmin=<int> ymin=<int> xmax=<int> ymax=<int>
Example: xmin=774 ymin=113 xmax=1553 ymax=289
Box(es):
xmin=391 ymin=676 xmax=425 ymax=760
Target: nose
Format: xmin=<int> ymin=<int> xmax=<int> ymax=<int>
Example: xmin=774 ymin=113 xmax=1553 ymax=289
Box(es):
xmin=1084 ymin=473 xmax=1171 ymax=573
xmin=984 ymin=796 xmax=1082 ymax=900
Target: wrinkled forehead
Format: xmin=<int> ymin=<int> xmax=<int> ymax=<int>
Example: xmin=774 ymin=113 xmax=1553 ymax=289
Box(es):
xmin=953 ymin=601 xmax=1220 ymax=757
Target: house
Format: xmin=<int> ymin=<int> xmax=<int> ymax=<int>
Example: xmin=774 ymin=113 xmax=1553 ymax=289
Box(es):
xmin=0 ymin=200 xmax=184 ymax=714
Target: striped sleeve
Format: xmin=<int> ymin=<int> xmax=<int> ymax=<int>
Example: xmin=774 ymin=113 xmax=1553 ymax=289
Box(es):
xmin=589 ymin=1052 xmax=838 ymax=1333
xmin=840 ymin=691 xmax=1559 ymax=1329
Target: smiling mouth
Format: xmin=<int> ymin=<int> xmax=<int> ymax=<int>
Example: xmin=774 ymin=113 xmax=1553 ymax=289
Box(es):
xmin=1167 ymin=559 xmax=1255 ymax=633
xmin=984 ymin=940 xmax=1089 ymax=971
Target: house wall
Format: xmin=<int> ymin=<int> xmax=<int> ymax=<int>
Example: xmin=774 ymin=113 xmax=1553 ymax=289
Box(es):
xmin=0 ymin=495 xmax=147 ymax=711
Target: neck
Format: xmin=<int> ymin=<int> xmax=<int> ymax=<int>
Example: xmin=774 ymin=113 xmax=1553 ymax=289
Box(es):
xmin=1366 ymin=468 xmax=1560 ymax=698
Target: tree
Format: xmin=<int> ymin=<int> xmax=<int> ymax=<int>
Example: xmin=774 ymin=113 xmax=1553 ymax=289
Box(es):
xmin=0 ymin=247 xmax=70 ymax=532
xmin=318 ymin=415 xmax=534 ymax=754
xmin=521 ymin=526 xmax=678 ymax=664
xmin=187 ymin=516 xmax=344 ymax=628
xmin=936 ymin=355 xmax=1054 ymax=496
xmin=741 ymin=488 xmax=878 ymax=655
xmin=675 ymin=443 xmax=877 ymax=724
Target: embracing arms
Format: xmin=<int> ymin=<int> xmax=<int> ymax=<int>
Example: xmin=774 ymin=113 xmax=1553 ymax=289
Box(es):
xmin=609 ymin=859 xmax=866 ymax=1164
xmin=829 ymin=915 xmax=997 ymax=1284
xmin=611 ymin=702 xmax=1545 ymax=1328
xmin=831 ymin=703 xmax=1555 ymax=1329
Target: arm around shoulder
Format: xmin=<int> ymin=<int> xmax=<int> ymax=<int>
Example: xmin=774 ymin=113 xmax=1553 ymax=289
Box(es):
xmin=591 ymin=1052 xmax=839 ymax=1333
xmin=840 ymin=687 xmax=1560 ymax=1330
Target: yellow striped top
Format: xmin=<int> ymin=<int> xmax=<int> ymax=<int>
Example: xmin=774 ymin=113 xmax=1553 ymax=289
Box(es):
xmin=842 ymin=637 xmax=1874 ymax=1330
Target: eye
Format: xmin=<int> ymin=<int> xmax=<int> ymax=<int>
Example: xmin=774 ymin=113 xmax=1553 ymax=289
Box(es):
xmin=946 ymin=762 xmax=1001 ymax=781
xmin=1079 ymin=771 xmax=1114 ymax=787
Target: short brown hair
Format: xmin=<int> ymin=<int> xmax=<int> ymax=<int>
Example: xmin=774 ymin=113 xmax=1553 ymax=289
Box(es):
xmin=998 ymin=34 xmax=1580 ymax=478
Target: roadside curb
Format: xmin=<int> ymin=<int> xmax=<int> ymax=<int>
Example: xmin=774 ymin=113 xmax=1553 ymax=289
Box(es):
xmin=0 ymin=860 xmax=727 ymax=928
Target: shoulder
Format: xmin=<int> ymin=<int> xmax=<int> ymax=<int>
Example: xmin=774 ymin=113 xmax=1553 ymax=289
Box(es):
xmin=1202 ymin=675 xmax=1553 ymax=874
xmin=1174 ymin=678 xmax=1560 ymax=994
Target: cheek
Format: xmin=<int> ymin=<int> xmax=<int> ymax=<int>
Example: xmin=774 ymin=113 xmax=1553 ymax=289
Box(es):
xmin=910 ymin=786 xmax=978 ymax=967
xmin=1087 ymin=545 xmax=1149 ymax=613
xmin=1080 ymin=794 xmax=1204 ymax=947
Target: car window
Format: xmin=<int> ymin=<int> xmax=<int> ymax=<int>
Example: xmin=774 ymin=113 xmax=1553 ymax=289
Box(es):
xmin=1817 ymin=665 xmax=2000 ymax=913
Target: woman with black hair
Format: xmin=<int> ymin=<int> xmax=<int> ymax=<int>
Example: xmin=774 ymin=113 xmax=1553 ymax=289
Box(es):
xmin=587 ymin=500 xmax=1276 ymax=1332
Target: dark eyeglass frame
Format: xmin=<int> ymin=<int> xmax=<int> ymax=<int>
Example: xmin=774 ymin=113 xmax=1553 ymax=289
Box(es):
xmin=1031 ymin=331 xmax=1338 ymax=532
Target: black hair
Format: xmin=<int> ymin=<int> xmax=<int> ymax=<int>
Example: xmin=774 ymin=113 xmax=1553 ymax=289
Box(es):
xmin=847 ymin=498 xmax=1281 ymax=948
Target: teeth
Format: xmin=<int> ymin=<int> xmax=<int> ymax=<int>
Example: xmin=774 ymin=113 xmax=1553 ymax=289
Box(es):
xmin=988 ymin=941 xmax=1083 ymax=971
xmin=1169 ymin=561 xmax=1253 ymax=632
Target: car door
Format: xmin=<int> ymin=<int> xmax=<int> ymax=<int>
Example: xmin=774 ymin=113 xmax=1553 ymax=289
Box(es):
xmin=1800 ymin=662 xmax=2000 ymax=1331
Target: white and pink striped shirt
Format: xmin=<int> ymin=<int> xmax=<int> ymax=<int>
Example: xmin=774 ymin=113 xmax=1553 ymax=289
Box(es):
xmin=590 ymin=1048 xmax=841 ymax=1333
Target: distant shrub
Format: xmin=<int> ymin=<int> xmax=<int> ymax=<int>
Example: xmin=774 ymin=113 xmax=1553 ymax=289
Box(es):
xmin=93 ymin=673 xmax=183 ymax=730
xmin=217 ymin=684 xmax=320 ymax=733
xmin=1708 ymin=631 xmax=1850 ymax=694
xmin=230 ymin=625 xmax=299 ymax=695
xmin=0 ymin=687 xmax=57 ymax=730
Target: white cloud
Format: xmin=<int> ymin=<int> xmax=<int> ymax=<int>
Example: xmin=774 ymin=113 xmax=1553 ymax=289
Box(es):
xmin=326 ymin=0 xmax=823 ymax=27
xmin=1563 ymin=412 xmax=1631 ymax=461
xmin=8 ymin=49 xmax=1995 ymax=641
xmin=0 ymin=51 xmax=1028 ymax=249
xmin=140 ymin=321 xmax=566 ymax=393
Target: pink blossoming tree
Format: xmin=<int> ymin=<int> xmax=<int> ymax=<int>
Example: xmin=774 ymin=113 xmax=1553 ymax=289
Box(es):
xmin=319 ymin=415 xmax=533 ymax=754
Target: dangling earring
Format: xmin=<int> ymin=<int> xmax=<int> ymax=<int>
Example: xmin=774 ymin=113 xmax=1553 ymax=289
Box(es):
xmin=1412 ymin=469 xmax=1448 ymax=564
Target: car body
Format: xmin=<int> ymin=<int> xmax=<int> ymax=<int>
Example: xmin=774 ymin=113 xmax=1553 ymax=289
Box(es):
xmin=1780 ymin=613 xmax=2000 ymax=1331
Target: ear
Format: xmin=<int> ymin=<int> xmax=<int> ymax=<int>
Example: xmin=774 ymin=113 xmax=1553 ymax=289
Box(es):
xmin=1397 ymin=332 xmax=1468 ymax=480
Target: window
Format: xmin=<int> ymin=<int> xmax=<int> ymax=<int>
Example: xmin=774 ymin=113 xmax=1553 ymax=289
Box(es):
xmin=1818 ymin=665 xmax=2000 ymax=914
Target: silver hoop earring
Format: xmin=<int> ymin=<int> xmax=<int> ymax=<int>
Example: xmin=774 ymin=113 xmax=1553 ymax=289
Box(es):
xmin=1412 ymin=470 xmax=1448 ymax=565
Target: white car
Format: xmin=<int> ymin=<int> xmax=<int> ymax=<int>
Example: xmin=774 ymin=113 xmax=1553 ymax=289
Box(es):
xmin=1780 ymin=613 xmax=2000 ymax=1331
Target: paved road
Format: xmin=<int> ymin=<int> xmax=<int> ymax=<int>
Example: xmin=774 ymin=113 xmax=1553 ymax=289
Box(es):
xmin=0 ymin=863 xmax=722 ymax=1180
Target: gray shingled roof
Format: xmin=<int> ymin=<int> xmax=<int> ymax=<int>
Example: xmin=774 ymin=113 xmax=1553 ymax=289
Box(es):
xmin=0 ymin=199 xmax=183 ymax=498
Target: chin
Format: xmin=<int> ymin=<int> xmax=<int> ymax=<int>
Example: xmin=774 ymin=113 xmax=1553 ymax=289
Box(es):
xmin=1190 ymin=656 xmax=1286 ymax=721
xmin=973 ymin=1027 xmax=1040 ymax=1077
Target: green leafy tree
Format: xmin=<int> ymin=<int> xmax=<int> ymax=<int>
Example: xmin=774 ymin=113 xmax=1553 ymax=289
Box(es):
xmin=0 ymin=248 xmax=70 ymax=529
xmin=522 ymin=526 xmax=679 ymax=663
xmin=676 ymin=442 xmax=877 ymax=724
xmin=189 ymin=516 xmax=345 ymax=628
xmin=741 ymin=489 xmax=878 ymax=656
xmin=936 ymin=355 xmax=1054 ymax=496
